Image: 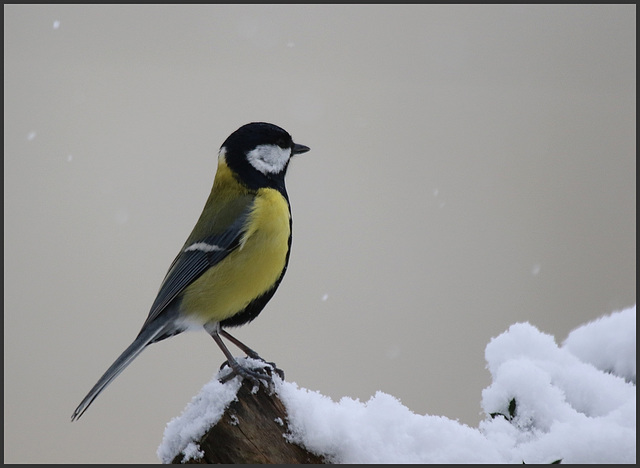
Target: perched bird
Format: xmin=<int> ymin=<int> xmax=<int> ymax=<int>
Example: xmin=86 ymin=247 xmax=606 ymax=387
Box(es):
xmin=71 ymin=122 xmax=310 ymax=421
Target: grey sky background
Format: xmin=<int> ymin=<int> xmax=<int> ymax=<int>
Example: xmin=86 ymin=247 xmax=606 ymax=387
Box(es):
xmin=4 ymin=5 xmax=635 ymax=463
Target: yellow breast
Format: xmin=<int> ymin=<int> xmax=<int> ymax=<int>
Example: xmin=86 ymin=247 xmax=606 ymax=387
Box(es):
xmin=181 ymin=188 xmax=291 ymax=323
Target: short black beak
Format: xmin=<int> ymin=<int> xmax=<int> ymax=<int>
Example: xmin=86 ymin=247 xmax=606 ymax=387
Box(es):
xmin=292 ymin=143 xmax=310 ymax=155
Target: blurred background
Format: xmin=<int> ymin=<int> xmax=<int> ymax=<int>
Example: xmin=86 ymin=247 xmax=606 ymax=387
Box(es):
xmin=4 ymin=4 xmax=635 ymax=463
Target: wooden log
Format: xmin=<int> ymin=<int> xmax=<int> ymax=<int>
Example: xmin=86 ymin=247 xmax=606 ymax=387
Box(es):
xmin=172 ymin=377 xmax=328 ymax=464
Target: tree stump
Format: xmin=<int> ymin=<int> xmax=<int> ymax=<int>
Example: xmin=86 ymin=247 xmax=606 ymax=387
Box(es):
xmin=172 ymin=378 xmax=328 ymax=464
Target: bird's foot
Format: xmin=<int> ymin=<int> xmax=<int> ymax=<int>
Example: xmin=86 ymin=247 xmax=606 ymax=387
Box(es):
xmin=218 ymin=357 xmax=284 ymax=384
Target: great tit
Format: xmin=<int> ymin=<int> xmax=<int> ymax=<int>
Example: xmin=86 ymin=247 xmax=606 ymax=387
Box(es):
xmin=71 ymin=122 xmax=310 ymax=421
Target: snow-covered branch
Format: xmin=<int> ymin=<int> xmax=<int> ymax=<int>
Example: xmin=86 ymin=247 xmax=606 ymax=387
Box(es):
xmin=159 ymin=305 xmax=635 ymax=464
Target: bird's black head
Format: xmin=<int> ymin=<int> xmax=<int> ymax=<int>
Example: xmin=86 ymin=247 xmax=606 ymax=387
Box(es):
xmin=220 ymin=122 xmax=309 ymax=191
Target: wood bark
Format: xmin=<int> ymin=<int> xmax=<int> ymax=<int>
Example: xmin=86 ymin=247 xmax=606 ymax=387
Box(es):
xmin=172 ymin=378 xmax=328 ymax=464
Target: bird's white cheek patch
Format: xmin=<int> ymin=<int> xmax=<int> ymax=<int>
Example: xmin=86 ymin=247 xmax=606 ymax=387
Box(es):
xmin=246 ymin=145 xmax=291 ymax=174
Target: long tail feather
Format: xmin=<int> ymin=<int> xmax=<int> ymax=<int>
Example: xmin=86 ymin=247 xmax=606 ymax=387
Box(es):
xmin=71 ymin=321 xmax=174 ymax=421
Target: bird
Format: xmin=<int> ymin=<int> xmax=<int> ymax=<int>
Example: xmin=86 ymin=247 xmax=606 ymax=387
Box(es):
xmin=71 ymin=122 xmax=310 ymax=421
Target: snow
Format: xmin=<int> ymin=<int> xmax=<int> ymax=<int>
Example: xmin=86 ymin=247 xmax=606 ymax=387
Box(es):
xmin=277 ymin=384 xmax=503 ymax=463
xmin=157 ymin=374 xmax=242 ymax=463
xmin=563 ymin=306 xmax=635 ymax=384
xmin=479 ymin=306 xmax=635 ymax=463
xmin=158 ymin=305 xmax=636 ymax=464
xmin=531 ymin=263 xmax=541 ymax=275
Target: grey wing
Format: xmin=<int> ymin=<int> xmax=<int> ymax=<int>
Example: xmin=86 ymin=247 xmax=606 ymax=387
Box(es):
xmin=140 ymin=209 xmax=251 ymax=332
xmin=71 ymin=205 xmax=253 ymax=420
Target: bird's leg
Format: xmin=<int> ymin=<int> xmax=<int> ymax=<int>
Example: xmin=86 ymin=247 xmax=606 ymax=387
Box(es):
xmin=219 ymin=329 xmax=262 ymax=360
xmin=205 ymin=323 xmax=274 ymax=383
xmin=220 ymin=328 xmax=284 ymax=379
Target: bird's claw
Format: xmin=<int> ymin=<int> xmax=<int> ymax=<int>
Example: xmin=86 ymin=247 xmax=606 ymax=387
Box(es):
xmin=218 ymin=357 xmax=284 ymax=384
